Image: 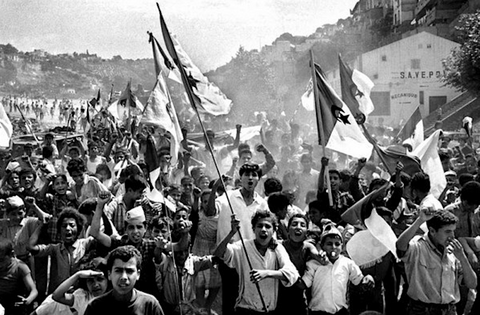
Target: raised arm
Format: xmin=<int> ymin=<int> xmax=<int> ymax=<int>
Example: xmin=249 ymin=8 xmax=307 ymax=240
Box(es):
xmin=317 ymin=157 xmax=329 ymax=194
xmin=226 ymin=124 xmax=242 ymax=152
xmin=52 ymin=270 xmax=103 ymax=306
xmin=257 ymin=144 xmax=275 ymax=176
xmin=213 ymin=216 xmax=239 ymax=258
xmin=90 ymin=192 xmax=113 ymax=248
xmin=396 ymin=207 xmax=433 ymax=256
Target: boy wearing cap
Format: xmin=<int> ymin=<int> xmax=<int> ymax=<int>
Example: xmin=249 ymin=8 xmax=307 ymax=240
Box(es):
xmin=298 ymin=224 xmax=374 ymax=315
xmin=91 ymin=192 xmax=188 ymax=299
xmin=84 ymin=245 xmax=164 ymax=315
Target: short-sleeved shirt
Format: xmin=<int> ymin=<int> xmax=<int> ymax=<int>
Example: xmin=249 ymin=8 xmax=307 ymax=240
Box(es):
xmin=35 ymin=289 xmax=93 ymax=315
xmin=70 ymin=175 xmax=108 ymax=204
xmin=302 ymin=255 xmax=363 ymax=313
xmin=84 ymin=289 xmax=164 ymax=315
xmin=400 ymin=234 xmax=461 ymax=304
xmin=0 ymin=258 xmax=31 ymax=312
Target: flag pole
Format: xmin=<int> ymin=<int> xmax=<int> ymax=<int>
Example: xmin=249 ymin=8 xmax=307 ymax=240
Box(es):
xmin=156 ymin=6 xmax=269 ymax=313
xmin=310 ymin=50 xmax=333 ymax=206
xmin=360 ymin=124 xmax=394 ymax=175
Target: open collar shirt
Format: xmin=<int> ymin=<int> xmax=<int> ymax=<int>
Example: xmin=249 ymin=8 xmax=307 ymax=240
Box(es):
xmin=400 ymin=233 xmax=461 ymax=304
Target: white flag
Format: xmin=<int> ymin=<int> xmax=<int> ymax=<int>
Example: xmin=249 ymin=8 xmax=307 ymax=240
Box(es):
xmin=0 ymin=104 xmax=12 ymax=147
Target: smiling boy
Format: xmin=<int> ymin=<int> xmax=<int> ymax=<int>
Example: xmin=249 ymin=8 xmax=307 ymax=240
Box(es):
xmin=84 ymin=245 xmax=164 ymax=315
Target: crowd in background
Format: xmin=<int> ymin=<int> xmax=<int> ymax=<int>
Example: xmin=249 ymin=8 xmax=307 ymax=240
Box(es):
xmin=1 ymin=94 xmax=480 ymax=315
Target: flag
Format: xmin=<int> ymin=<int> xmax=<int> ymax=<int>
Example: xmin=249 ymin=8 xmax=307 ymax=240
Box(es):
xmin=411 ymin=129 xmax=446 ymax=199
xmin=148 ymin=31 xmax=182 ymax=84
xmin=300 ymin=79 xmax=314 ymax=111
xmin=158 ymin=5 xmax=232 ymax=116
xmin=463 ymin=116 xmax=473 ymax=138
xmin=142 ymin=71 xmax=183 ymax=165
xmin=84 ymin=104 xmax=92 ymax=136
xmin=338 ymin=55 xmax=375 ymax=124
xmin=313 ymin=64 xmax=373 ymax=159
xmin=89 ymin=89 xmax=101 ymax=108
xmin=346 ymin=208 xmax=398 ymax=267
xmin=0 ymin=104 xmax=12 ymax=147
xmin=341 ymin=182 xmax=392 ymax=227
xmin=373 ymin=144 xmax=422 ymax=176
xmin=144 ymin=134 xmax=161 ymax=187
xmin=396 ymin=106 xmax=424 ymax=150
xmin=108 ymin=81 xmax=144 ymax=121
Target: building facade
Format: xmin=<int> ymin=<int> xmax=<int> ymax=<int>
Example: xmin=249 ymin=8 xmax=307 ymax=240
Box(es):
xmin=326 ymin=31 xmax=460 ymax=126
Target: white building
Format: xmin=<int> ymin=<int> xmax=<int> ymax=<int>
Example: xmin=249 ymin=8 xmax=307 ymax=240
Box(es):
xmin=326 ymin=31 xmax=460 ymax=126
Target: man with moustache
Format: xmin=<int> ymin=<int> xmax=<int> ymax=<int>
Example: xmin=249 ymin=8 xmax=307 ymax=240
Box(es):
xmin=216 ymin=163 xmax=268 ymax=315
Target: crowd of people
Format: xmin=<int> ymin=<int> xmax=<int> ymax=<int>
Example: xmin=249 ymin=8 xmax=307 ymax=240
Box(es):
xmin=1 ymin=94 xmax=480 ymax=315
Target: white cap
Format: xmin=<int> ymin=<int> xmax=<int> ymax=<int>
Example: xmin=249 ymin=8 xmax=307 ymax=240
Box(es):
xmin=6 ymin=195 xmax=24 ymax=208
xmin=125 ymin=206 xmax=145 ymax=224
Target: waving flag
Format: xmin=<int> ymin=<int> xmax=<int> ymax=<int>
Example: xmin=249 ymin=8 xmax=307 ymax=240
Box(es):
xmin=142 ymin=71 xmax=183 ymax=165
xmin=338 ymin=55 xmax=375 ymax=124
xmin=108 ymin=81 xmax=144 ymax=121
xmin=411 ymin=129 xmax=446 ymax=199
xmin=396 ymin=106 xmax=424 ymax=150
xmin=313 ymin=64 xmax=373 ymax=159
xmin=0 ymin=104 xmax=12 ymax=147
xmin=158 ymin=5 xmax=232 ymax=116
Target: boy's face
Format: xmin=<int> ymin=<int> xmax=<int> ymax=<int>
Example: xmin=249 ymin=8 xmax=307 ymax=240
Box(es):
xmin=429 ymin=224 xmax=456 ymax=250
xmin=21 ymin=173 xmax=34 ymax=189
xmin=126 ymin=222 xmax=146 ymax=244
xmin=239 ymin=152 xmax=252 ymax=165
xmin=86 ymin=273 xmax=109 ymax=297
xmin=446 ymin=175 xmax=456 ymax=188
xmin=322 ymin=236 xmax=342 ymax=262
xmin=61 ymin=217 xmax=79 ymax=244
xmin=169 ymin=189 xmax=181 ymax=203
xmin=152 ymin=226 xmax=168 ymax=239
xmin=174 ymin=210 xmax=188 ymax=230
xmin=200 ymin=194 xmax=210 ymax=210
xmin=240 ymin=171 xmax=259 ymax=192
xmin=7 ymin=206 xmax=26 ymax=225
xmin=181 ymin=179 xmax=194 ymax=194
xmin=288 ymin=217 xmax=307 ymax=243
xmin=253 ymin=217 xmax=275 ymax=246
xmin=109 ymin=257 xmax=140 ymax=296
xmin=308 ymin=208 xmax=323 ymax=226
xmin=329 ymin=173 xmax=340 ymax=191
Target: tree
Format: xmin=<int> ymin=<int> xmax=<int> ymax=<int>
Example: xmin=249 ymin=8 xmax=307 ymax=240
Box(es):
xmin=2 ymin=43 xmax=19 ymax=55
xmin=443 ymin=11 xmax=480 ymax=95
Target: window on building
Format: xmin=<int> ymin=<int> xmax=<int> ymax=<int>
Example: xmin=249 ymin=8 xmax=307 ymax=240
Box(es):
xmin=427 ymin=44 xmax=432 ymax=49
xmin=419 ymin=91 xmax=424 ymax=105
xmin=373 ymin=74 xmax=378 ymax=79
xmin=370 ymin=91 xmax=391 ymax=116
xmin=381 ymin=55 xmax=387 ymax=61
xmin=411 ymin=59 xmax=421 ymax=69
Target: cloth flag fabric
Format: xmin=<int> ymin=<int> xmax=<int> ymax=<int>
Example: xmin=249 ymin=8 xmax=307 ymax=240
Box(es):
xmin=338 ymin=55 xmax=375 ymax=123
xmin=300 ymin=79 xmax=314 ymax=111
xmin=341 ymin=182 xmax=392 ymax=227
xmin=396 ymin=107 xmax=424 ymax=150
xmin=108 ymin=82 xmax=144 ymax=121
xmin=142 ymin=71 xmax=183 ymax=165
xmin=158 ymin=6 xmax=232 ymax=116
xmin=463 ymin=116 xmax=473 ymax=138
xmin=411 ymin=129 xmax=446 ymax=199
xmin=347 ymin=208 xmax=398 ymax=267
xmin=374 ymin=144 xmax=422 ymax=176
xmin=148 ymin=32 xmax=182 ymax=84
xmin=144 ymin=134 xmax=161 ymax=188
xmin=0 ymin=104 xmax=13 ymax=147
xmin=313 ymin=64 xmax=373 ymax=159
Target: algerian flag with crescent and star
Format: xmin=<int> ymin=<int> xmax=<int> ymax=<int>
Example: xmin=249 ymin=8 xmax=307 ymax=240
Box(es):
xmin=314 ymin=64 xmax=373 ymax=159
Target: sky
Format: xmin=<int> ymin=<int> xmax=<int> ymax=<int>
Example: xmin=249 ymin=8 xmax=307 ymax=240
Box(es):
xmin=0 ymin=0 xmax=358 ymax=71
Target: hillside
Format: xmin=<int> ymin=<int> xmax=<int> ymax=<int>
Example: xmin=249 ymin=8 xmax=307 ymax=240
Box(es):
xmin=0 ymin=44 xmax=156 ymax=99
